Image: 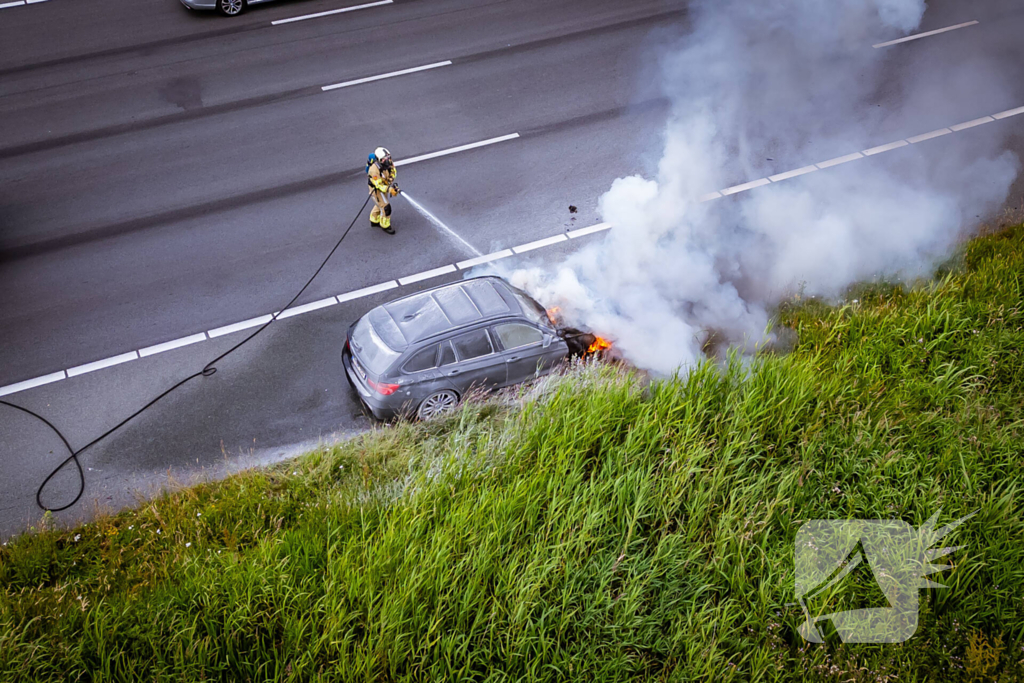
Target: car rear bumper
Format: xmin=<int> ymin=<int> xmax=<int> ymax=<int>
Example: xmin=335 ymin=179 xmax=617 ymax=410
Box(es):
xmin=342 ymin=346 xmax=402 ymax=420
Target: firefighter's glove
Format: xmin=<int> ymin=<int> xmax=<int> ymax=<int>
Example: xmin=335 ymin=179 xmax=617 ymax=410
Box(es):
xmin=389 ymin=185 xmax=400 ymax=197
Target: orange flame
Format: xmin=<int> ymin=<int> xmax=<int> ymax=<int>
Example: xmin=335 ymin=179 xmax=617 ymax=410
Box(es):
xmin=587 ymin=336 xmax=612 ymax=354
xmin=546 ymin=307 xmax=563 ymax=326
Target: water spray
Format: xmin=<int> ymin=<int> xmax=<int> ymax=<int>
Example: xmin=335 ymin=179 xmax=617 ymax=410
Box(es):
xmin=400 ymin=192 xmax=482 ymax=257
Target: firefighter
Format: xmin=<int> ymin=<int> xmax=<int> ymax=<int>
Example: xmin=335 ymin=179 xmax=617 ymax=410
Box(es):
xmin=366 ymin=147 xmax=400 ymax=234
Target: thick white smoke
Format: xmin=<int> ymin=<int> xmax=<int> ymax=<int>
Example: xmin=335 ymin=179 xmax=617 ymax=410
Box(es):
xmin=501 ymin=0 xmax=1018 ymax=374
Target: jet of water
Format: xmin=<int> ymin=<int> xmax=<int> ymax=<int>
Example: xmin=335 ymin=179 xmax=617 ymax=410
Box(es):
xmin=400 ymin=192 xmax=482 ymax=257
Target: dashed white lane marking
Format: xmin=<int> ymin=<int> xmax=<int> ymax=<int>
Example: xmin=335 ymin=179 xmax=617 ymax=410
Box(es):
xmin=271 ymin=0 xmax=391 ymax=25
xmin=337 ymin=280 xmax=398 ymax=303
xmin=565 ymin=222 xmax=612 ymax=239
xmin=139 ymin=333 xmax=208 ymax=358
xmin=994 ymin=106 xmax=1024 ymax=120
xmin=0 ymin=0 xmax=26 ymax=8
xmin=700 ymin=105 xmax=1024 ymax=203
xmin=322 ymin=61 xmax=452 ymax=92
xmin=906 ymin=128 xmax=952 ymax=144
xmin=950 ymin=116 xmax=995 ymax=131
xmin=816 ymin=152 xmax=863 ymax=169
xmin=398 ymin=264 xmax=458 ymax=286
xmin=768 ymin=165 xmax=818 ymax=182
xmin=6 ymin=106 xmax=1023 ymax=397
xmin=456 ymin=249 xmax=514 ymax=270
xmin=276 ymin=296 xmax=338 ymax=319
xmin=395 ymin=134 xmax=520 ymax=167
xmin=512 ymin=234 xmax=568 ymax=254
xmin=721 ymin=178 xmax=770 ymax=195
xmin=862 ymin=140 xmax=908 ymax=156
xmin=208 ymin=314 xmax=273 ymax=339
xmin=873 ymin=20 xmax=979 ymax=48
xmin=67 ymin=351 xmax=138 ymax=378
xmin=0 ymin=371 xmax=65 ymax=398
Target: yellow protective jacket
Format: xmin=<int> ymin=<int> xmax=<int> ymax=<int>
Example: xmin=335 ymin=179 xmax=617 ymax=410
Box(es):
xmin=367 ymin=161 xmax=396 ymax=195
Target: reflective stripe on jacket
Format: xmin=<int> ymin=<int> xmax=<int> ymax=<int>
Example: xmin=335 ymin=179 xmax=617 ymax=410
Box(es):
xmin=367 ymin=161 xmax=396 ymax=194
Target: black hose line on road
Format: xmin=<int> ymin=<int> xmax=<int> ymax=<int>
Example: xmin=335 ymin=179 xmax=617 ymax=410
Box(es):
xmin=1 ymin=194 xmax=373 ymax=513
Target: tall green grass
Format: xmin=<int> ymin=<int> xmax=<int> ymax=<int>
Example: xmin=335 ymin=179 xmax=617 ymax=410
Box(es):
xmin=2 ymin=225 xmax=1023 ymax=681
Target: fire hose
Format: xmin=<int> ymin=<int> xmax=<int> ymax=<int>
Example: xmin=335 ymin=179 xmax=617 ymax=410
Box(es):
xmin=1 ymin=192 xmax=375 ymax=513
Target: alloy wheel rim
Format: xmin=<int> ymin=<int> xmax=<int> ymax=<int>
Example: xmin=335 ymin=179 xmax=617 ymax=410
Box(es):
xmin=421 ymin=392 xmax=456 ymax=418
xmin=225 ymin=0 xmax=242 ymax=14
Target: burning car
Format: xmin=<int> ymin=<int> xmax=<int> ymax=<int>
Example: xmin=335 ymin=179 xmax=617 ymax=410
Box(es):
xmin=343 ymin=276 xmax=573 ymax=420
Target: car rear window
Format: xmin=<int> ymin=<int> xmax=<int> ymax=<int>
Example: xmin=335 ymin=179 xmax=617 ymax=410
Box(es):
xmin=403 ymin=345 xmax=437 ymax=373
xmin=494 ymin=323 xmax=543 ymax=350
xmin=350 ymin=316 xmax=401 ymax=375
xmin=451 ymin=329 xmax=493 ymax=361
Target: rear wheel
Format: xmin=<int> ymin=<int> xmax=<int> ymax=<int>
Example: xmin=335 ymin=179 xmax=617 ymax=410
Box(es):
xmin=217 ymin=0 xmax=244 ymax=16
xmin=417 ymin=390 xmax=459 ymax=420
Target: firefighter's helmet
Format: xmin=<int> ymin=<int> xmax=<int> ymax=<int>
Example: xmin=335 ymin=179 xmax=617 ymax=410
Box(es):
xmin=374 ymin=147 xmax=392 ymax=166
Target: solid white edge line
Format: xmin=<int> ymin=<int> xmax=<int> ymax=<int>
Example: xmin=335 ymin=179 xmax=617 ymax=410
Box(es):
xmin=337 ymin=281 xmax=399 ymax=303
xmin=139 ymin=333 xmax=208 ymax=358
xmin=698 ymin=191 xmax=723 ymax=203
xmin=907 ymin=128 xmax=952 ymax=143
xmin=512 ymin=234 xmax=568 ymax=254
xmin=277 ymin=296 xmax=339 ymax=319
xmin=67 ymin=351 xmax=139 ymax=378
xmin=0 ymin=1 xmax=26 ymax=8
xmin=208 ymin=314 xmax=274 ymax=339
xmin=768 ymin=165 xmax=819 ymax=182
xmin=816 ymin=152 xmax=864 ymax=169
xmin=398 ymin=265 xmax=458 ymax=286
xmin=863 ymin=140 xmax=909 ymax=156
xmin=0 ymin=371 xmax=66 ymax=398
xmin=271 ymin=0 xmax=391 ymax=25
xmin=322 ymin=61 xmax=452 ymax=91
xmin=950 ymin=116 xmax=995 ymax=132
xmin=992 ymin=106 xmax=1024 ymax=120
xmin=395 ymin=133 xmax=520 ymax=167
xmin=566 ymin=223 xmax=612 ymax=239
xmin=872 ymin=20 xmax=978 ymax=48
xmin=456 ymin=249 xmax=514 ymax=270
xmin=721 ymin=178 xmax=771 ymax=196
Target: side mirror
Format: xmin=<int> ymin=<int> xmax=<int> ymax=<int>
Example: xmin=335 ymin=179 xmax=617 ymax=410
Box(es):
xmin=543 ymin=334 xmax=553 ymax=348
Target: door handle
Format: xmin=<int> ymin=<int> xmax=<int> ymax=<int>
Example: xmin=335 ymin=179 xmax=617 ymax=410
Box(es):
xmin=446 ymin=369 xmax=460 ymax=376
xmin=506 ymin=356 xmax=520 ymax=363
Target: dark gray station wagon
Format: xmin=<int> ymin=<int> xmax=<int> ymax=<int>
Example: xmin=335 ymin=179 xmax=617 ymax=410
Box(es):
xmin=343 ymin=276 xmax=569 ymax=420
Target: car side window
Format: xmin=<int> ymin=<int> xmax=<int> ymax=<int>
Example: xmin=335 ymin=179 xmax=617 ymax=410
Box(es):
xmin=451 ymin=329 xmax=493 ymax=361
xmin=403 ymin=345 xmax=437 ymax=373
xmin=494 ymin=323 xmax=543 ymax=350
xmin=438 ymin=341 xmax=457 ymax=366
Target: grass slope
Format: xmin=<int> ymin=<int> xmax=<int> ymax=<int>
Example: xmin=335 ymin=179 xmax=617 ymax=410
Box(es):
xmin=2 ymin=225 xmax=1024 ymax=682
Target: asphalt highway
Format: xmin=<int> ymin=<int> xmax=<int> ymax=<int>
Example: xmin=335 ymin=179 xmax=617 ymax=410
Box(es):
xmin=2 ymin=0 xmax=1024 ymax=537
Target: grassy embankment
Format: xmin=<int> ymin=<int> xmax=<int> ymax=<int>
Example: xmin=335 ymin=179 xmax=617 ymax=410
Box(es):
xmin=2 ymin=225 xmax=1023 ymax=681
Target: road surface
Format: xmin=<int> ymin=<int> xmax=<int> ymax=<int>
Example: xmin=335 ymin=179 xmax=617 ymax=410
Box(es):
xmin=1 ymin=0 xmax=1023 ymax=537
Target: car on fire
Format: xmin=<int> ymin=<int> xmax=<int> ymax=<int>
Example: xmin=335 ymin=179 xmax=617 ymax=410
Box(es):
xmin=343 ymin=276 xmax=570 ymax=420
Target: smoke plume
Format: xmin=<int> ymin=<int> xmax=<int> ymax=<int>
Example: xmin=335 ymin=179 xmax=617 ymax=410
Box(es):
xmin=501 ymin=0 xmax=1018 ymax=374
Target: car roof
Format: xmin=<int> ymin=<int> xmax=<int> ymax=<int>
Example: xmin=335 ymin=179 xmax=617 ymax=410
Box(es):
xmin=366 ymin=277 xmax=525 ymax=351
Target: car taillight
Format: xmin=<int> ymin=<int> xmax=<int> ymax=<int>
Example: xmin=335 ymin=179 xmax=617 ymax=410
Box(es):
xmin=368 ymin=378 xmax=400 ymax=396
